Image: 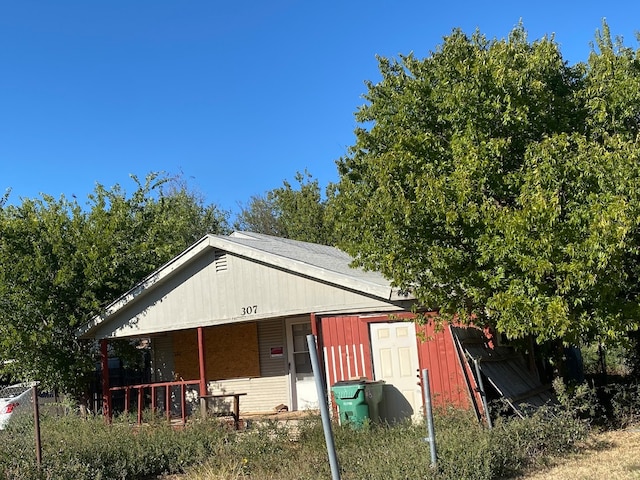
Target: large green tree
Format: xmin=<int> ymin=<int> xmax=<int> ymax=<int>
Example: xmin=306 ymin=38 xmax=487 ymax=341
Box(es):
xmin=0 ymin=173 xmax=228 ymax=395
xmin=330 ymin=23 xmax=640 ymax=345
xmin=235 ymin=171 xmax=335 ymax=245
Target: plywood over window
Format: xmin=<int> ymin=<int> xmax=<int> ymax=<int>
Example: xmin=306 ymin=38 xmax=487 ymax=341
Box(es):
xmin=172 ymin=323 xmax=260 ymax=381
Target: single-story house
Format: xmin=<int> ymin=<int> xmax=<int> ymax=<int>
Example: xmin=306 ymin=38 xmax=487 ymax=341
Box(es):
xmin=78 ymin=232 xmax=550 ymax=424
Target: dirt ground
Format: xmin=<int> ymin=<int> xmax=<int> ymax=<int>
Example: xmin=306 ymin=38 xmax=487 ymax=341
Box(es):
xmin=517 ymin=428 xmax=640 ymax=480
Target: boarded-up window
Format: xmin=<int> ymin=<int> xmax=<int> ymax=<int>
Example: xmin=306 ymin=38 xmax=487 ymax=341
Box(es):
xmin=172 ymin=323 xmax=260 ymax=381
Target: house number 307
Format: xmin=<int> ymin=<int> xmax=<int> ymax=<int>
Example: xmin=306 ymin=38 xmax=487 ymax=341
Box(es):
xmin=241 ymin=305 xmax=258 ymax=315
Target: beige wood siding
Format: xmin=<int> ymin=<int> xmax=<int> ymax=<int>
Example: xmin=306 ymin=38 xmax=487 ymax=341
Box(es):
xmin=205 ymin=376 xmax=288 ymax=414
xmin=98 ymin=249 xmax=406 ymax=339
xmin=259 ymin=318 xmax=287 ymax=377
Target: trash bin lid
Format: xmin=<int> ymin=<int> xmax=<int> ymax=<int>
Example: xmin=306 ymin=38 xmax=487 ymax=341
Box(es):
xmin=331 ymin=380 xmax=367 ymax=399
xmin=333 ymin=380 xmax=367 ymax=386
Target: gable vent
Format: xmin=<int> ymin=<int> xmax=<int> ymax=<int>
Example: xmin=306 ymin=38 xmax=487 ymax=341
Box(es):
xmin=214 ymin=249 xmax=228 ymax=272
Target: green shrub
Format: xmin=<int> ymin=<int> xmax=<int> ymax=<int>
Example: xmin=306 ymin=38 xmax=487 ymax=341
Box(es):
xmin=582 ymin=342 xmax=634 ymax=377
xmin=604 ymin=382 xmax=640 ymax=428
xmin=435 ymin=416 xmax=494 ymax=479
xmin=0 ymin=411 xmax=232 ymax=479
xmin=490 ymin=407 xmax=589 ymax=477
xmin=0 ymin=406 xmax=589 ymax=480
xmin=553 ymin=377 xmax=606 ymax=422
xmin=553 ymin=376 xmax=640 ymax=428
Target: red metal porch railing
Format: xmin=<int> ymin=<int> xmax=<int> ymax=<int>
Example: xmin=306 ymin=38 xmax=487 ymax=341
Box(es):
xmin=109 ymin=380 xmax=200 ymax=425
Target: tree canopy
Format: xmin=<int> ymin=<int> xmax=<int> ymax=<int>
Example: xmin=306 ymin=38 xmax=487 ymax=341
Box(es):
xmin=235 ymin=171 xmax=335 ymax=245
xmin=0 ymin=173 xmax=228 ymax=395
xmin=330 ymin=22 xmax=640 ymax=345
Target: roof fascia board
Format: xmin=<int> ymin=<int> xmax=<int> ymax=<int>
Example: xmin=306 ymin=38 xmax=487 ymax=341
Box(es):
xmin=77 ymin=235 xmax=213 ymax=337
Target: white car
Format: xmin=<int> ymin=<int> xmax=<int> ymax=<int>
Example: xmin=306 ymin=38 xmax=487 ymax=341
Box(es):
xmin=0 ymin=382 xmax=37 ymax=429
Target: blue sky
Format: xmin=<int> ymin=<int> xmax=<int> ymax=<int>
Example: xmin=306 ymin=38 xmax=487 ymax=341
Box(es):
xmin=1 ymin=1 xmax=639 ymax=217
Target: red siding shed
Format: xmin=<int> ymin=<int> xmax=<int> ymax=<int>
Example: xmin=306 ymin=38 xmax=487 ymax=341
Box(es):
xmin=318 ymin=313 xmax=475 ymax=411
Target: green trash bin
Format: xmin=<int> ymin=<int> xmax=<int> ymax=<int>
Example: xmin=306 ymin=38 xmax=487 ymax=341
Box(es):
xmin=331 ymin=380 xmax=369 ymax=427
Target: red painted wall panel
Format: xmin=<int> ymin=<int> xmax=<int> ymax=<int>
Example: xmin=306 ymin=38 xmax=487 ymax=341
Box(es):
xmin=319 ymin=313 xmax=472 ymax=410
xmin=415 ymin=321 xmax=470 ymax=408
xmin=320 ymin=316 xmax=372 ymax=386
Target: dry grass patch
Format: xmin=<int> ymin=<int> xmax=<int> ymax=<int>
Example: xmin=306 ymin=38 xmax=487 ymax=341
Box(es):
xmin=518 ymin=429 xmax=640 ymax=480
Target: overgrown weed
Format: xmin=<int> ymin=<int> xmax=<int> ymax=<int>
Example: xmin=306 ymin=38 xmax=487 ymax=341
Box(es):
xmin=0 ymin=406 xmax=588 ymax=480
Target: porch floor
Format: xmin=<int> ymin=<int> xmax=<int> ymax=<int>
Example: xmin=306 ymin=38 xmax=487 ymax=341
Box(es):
xmin=160 ymin=409 xmax=320 ymax=432
xmin=242 ymin=409 xmax=319 ymax=421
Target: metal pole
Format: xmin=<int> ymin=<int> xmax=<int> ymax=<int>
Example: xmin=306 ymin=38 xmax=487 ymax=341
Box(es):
xmin=473 ymin=358 xmax=492 ymax=429
xmin=421 ymin=369 xmax=437 ymax=468
xmin=32 ymin=385 xmax=42 ymax=467
xmin=307 ymin=334 xmax=341 ymax=480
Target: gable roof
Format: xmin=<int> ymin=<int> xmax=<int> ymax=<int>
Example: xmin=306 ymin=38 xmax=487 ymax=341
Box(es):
xmin=78 ymin=232 xmax=412 ymax=338
xmin=223 ymin=232 xmax=398 ymax=296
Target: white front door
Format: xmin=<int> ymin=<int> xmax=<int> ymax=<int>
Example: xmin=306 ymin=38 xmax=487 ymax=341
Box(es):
xmin=287 ymin=320 xmax=318 ymax=410
xmin=370 ymin=322 xmax=422 ymax=422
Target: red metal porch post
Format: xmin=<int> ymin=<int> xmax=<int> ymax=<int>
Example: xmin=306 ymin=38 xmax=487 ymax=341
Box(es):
xmin=197 ymin=327 xmax=207 ymax=417
xmin=100 ymin=339 xmax=112 ymax=423
xmin=198 ymin=327 xmax=207 ymax=394
xmin=198 ymin=327 xmax=207 ymax=390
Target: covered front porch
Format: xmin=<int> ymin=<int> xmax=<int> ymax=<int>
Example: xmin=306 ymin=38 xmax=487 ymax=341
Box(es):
xmin=96 ymin=314 xmax=322 ymax=427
